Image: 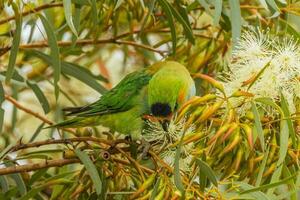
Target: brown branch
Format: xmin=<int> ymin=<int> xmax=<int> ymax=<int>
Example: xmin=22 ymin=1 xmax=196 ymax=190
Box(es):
xmin=9 ymin=137 xmax=120 ymax=152
xmin=112 ymin=157 xmax=154 ymax=174
xmin=0 ymin=2 xmax=63 ymax=25
xmin=0 ymin=158 xmax=79 ymax=175
xmin=5 ymin=94 xmax=53 ymax=125
xmin=1 ymin=38 xmax=166 ymax=56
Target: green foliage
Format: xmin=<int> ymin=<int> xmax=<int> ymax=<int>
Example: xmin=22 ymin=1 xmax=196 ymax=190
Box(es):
xmin=1 ymin=0 xmax=300 ymax=199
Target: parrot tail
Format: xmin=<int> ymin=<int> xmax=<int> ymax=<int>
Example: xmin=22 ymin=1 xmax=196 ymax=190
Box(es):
xmin=62 ymin=106 xmax=91 ymax=116
xmin=44 ymin=118 xmax=82 ymax=129
xmin=45 ymin=116 xmax=99 ymax=129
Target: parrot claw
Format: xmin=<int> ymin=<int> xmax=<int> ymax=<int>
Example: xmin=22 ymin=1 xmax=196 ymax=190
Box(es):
xmin=137 ymin=138 xmax=151 ymax=160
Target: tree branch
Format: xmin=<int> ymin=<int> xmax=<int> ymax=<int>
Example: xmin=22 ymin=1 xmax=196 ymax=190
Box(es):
xmin=4 ymin=94 xmax=76 ymax=134
xmin=9 ymin=137 xmax=120 ymax=152
xmin=0 ymin=158 xmax=79 ymax=175
xmin=0 ymin=2 xmax=63 ymax=25
xmin=5 ymin=94 xmax=53 ymax=125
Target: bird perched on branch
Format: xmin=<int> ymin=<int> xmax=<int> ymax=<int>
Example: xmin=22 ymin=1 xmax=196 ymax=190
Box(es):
xmin=51 ymin=61 xmax=195 ymax=140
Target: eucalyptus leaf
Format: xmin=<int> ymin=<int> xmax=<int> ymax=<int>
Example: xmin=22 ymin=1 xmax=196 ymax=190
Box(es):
xmin=6 ymin=3 xmax=22 ymax=83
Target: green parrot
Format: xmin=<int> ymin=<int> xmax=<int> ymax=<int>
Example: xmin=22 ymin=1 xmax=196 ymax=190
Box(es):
xmin=52 ymin=61 xmax=195 ymax=140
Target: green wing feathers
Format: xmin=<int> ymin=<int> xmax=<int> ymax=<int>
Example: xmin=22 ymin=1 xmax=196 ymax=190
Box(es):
xmin=52 ymin=69 xmax=152 ymax=128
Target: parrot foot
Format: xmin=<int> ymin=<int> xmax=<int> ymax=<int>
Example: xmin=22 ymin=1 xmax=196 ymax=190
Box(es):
xmin=124 ymin=135 xmax=132 ymax=142
xmin=137 ymin=138 xmax=151 ymax=160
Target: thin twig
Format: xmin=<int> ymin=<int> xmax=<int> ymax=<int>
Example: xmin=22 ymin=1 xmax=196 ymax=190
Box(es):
xmin=5 ymin=94 xmax=53 ymax=125
xmin=9 ymin=137 xmax=119 ymax=152
xmin=4 ymin=94 xmax=76 ymax=134
xmin=0 ymin=2 xmax=63 ymax=25
xmin=0 ymin=158 xmax=79 ymax=175
xmin=1 ymin=38 xmax=166 ymax=56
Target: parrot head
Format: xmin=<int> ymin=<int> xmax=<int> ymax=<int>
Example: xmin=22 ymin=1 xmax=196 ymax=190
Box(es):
xmin=148 ymin=61 xmax=195 ymax=131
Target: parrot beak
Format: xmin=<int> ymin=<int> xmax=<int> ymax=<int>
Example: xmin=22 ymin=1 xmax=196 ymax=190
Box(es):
xmin=159 ymin=114 xmax=172 ymax=132
xmin=161 ymin=119 xmax=170 ymax=132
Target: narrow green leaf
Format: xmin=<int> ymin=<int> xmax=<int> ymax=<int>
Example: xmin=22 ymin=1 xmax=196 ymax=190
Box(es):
xmin=72 ymin=0 xmax=90 ymax=5
xmin=242 ymin=173 xmax=297 ymax=194
xmin=114 ymin=0 xmax=124 ymax=10
xmin=278 ymin=120 xmax=288 ymax=165
xmin=236 ymin=182 xmax=271 ymax=200
xmin=157 ymin=0 xmax=176 ymax=55
xmin=29 ymin=123 xmax=45 ymax=143
xmin=169 ymin=2 xmax=194 ymax=44
xmin=0 ymin=176 xmax=8 ymax=192
xmin=29 ymin=50 xmax=107 ymax=93
xmin=280 ymin=93 xmax=297 ymax=148
xmin=251 ymin=102 xmax=265 ymax=150
xmin=71 ymin=4 xmax=81 ymax=44
xmin=0 ymin=109 xmax=4 ymax=134
xmin=149 ymin=177 xmax=161 ymax=200
xmin=174 ymin=135 xmax=185 ymax=196
xmin=63 ymin=0 xmax=78 ymax=36
xmin=28 ymin=168 xmax=48 ymax=185
xmin=21 ymin=179 xmax=72 ymax=200
xmin=229 ymin=0 xmax=241 ymax=49
xmin=282 ymin=164 xmax=297 ymax=200
xmin=39 ymin=14 xmax=61 ymax=100
xmin=7 ymin=166 xmax=27 ymax=195
xmin=89 ymin=0 xmax=98 ymax=25
xmin=255 ymin=97 xmax=283 ymax=115
xmin=0 ymin=82 xmax=4 ymax=133
xmin=255 ymin=147 xmax=270 ymax=186
xmin=139 ymin=0 xmax=156 ymax=36
xmin=0 ymin=142 xmax=16 ymax=160
xmin=258 ymin=0 xmax=269 ymax=10
xmin=266 ymin=0 xmax=279 ymax=12
xmin=213 ymin=0 xmax=222 ymax=25
xmin=196 ymin=159 xmax=218 ymax=187
xmin=75 ymin=149 xmax=102 ymax=195
xmin=0 ymin=79 xmax=5 ymax=105
xmin=61 ymin=62 xmax=107 ymax=93
xmin=26 ymin=81 xmax=50 ymax=114
xmin=267 ymin=164 xmax=283 ymax=195
xmin=6 ymin=3 xmax=22 ymax=83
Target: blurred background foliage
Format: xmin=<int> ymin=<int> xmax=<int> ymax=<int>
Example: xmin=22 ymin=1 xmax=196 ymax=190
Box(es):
xmin=1 ymin=0 xmax=300 ymax=199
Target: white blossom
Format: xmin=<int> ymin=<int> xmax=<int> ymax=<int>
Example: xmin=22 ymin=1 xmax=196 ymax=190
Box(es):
xmin=143 ymin=117 xmax=194 ymax=172
xmin=221 ymin=29 xmax=300 ymax=114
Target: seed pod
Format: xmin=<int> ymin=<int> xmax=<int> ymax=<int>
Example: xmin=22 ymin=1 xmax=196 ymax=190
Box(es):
xmin=220 ymin=132 xmax=241 ymax=156
xmin=171 ymin=190 xmax=182 ymax=200
xmin=193 ymin=73 xmax=225 ymax=94
xmin=263 ymin=162 xmax=276 ymax=177
xmin=267 ymin=134 xmax=277 ymax=165
xmin=63 ymin=149 xmax=76 ymax=159
xmin=226 ymin=108 xmax=236 ymax=123
xmin=288 ymin=150 xmax=297 ymax=163
xmin=177 ymin=94 xmax=216 ymax=120
xmin=248 ymin=156 xmax=254 ymax=173
xmin=231 ymin=90 xmax=254 ymax=97
xmin=197 ymin=101 xmax=224 ymax=123
xmin=183 ymin=132 xmax=204 ymax=145
xmin=233 ymin=147 xmax=244 ymax=171
xmin=208 ymin=123 xmax=231 ymax=145
xmin=185 ymin=106 xmax=206 ymax=127
xmin=154 ymin=185 xmax=166 ymax=200
xmin=253 ymin=154 xmax=264 ymax=163
xmin=221 ymin=123 xmax=239 ymax=142
xmin=240 ymin=123 xmax=254 ymax=150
